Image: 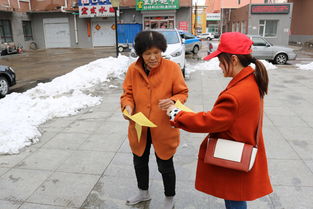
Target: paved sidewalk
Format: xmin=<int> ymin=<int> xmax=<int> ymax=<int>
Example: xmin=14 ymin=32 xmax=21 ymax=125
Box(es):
xmin=1 ymin=66 xmax=313 ymax=209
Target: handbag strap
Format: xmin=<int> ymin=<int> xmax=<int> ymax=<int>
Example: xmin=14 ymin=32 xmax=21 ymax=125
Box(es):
xmin=255 ymin=99 xmax=264 ymax=148
xmin=207 ymin=99 xmax=264 ymax=148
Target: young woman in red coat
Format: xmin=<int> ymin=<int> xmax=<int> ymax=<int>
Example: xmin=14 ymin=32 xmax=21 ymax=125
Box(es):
xmin=166 ymin=32 xmax=273 ymax=209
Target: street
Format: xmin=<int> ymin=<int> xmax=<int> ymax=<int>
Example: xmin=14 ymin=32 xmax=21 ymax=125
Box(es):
xmin=2 ymin=40 xmax=313 ymax=94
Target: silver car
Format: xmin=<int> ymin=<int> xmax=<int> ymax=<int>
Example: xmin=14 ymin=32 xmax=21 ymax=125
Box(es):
xmin=249 ymin=35 xmax=297 ymax=64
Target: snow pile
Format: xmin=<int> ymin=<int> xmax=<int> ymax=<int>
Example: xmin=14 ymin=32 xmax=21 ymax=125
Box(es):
xmin=250 ymin=60 xmax=277 ymax=70
xmin=0 ymin=55 xmax=129 ymax=154
xmin=296 ymin=62 xmax=313 ymax=71
xmin=186 ymin=57 xmax=221 ymax=72
xmin=187 ymin=58 xmax=277 ymax=73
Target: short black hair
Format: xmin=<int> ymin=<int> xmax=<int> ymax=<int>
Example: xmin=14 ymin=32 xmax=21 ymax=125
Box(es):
xmin=134 ymin=30 xmax=167 ymax=56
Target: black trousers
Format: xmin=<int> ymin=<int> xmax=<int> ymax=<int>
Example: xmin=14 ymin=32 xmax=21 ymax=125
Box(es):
xmin=133 ymin=128 xmax=176 ymax=197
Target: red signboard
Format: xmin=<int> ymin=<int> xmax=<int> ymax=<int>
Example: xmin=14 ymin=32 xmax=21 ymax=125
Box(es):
xmin=179 ymin=21 xmax=188 ymax=31
xmin=251 ymin=4 xmax=290 ymax=14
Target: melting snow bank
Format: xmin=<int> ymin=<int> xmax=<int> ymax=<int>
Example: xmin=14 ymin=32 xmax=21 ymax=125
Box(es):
xmin=186 ymin=57 xmax=221 ymax=72
xmin=257 ymin=60 xmax=277 ymax=70
xmin=296 ymin=62 xmax=313 ymax=70
xmin=186 ymin=57 xmax=277 ymax=73
xmin=0 ymin=55 xmax=129 ymax=154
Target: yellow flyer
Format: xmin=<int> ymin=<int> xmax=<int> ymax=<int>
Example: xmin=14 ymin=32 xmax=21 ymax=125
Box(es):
xmin=123 ymin=110 xmax=157 ymax=141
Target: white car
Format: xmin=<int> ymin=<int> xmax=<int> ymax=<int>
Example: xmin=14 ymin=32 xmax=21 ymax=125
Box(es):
xmin=129 ymin=29 xmax=186 ymax=77
xmin=197 ymin=33 xmax=214 ymax=40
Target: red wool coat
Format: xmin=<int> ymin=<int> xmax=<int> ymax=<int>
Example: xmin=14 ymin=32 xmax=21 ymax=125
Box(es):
xmin=121 ymin=58 xmax=188 ymax=160
xmin=172 ymin=66 xmax=273 ymax=201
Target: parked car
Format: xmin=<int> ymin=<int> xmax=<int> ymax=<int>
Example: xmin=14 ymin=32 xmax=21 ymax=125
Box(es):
xmin=0 ymin=65 xmax=16 ymax=98
xmin=129 ymin=29 xmax=186 ymax=77
xmin=206 ymin=35 xmax=296 ymax=64
xmin=197 ymin=32 xmax=214 ymax=40
xmin=178 ymin=31 xmax=202 ymax=54
xmin=249 ymin=35 xmax=297 ymax=64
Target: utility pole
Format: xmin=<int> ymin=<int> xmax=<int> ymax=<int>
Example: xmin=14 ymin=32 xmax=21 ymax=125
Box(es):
xmin=114 ymin=8 xmax=118 ymax=57
xmin=194 ymin=2 xmax=198 ymax=35
xmin=219 ymin=0 xmax=223 ymax=35
xmin=111 ymin=0 xmax=120 ymax=58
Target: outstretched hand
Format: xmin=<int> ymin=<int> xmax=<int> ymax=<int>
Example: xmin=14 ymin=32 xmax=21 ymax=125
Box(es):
xmin=159 ymin=99 xmax=174 ymax=111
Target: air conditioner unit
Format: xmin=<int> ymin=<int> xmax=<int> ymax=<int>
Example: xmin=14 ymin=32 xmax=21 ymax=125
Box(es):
xmin=72 ymin=1 xmax=78 ymax=8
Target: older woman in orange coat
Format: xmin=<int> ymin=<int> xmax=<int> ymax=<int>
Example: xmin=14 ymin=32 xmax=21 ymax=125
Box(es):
xmin=167 ymin=32 xmax=272 ymax=209
xmin=120 ymin=30 xmax=188 ymax=209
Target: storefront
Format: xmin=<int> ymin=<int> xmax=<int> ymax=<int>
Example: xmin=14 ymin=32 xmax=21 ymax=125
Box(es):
xmin=118 ymin=0 xmax=192 ymax=32
xmin=6 ymin=0 xmax=191 ymax=50
xmin=136 ymin=0 xmax=178 ymax=30
xmin=78 ymin=0 xmax=117 ymax=47
xmin=206 ymin=13 xmax=220 ymax=33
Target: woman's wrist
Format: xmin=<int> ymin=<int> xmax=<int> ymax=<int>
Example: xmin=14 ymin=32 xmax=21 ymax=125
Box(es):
xmin=167 ymin=106 xmax=181 ymax=121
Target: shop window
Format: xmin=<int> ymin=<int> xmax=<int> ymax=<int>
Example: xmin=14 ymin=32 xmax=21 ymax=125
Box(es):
xmin=0 ymin=20 xmax=13 ymax=43
xmin=22 ymin=21 xmax=33 ymax=41
xmin=144 ymin=16 xmax=175 ymax=30
xmin=259 ymin=20 xmax=278 ymax=37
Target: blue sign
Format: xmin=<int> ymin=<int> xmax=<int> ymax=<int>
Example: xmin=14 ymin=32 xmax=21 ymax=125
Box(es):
xmin=78 ymin=0 xmax=112 ymax=6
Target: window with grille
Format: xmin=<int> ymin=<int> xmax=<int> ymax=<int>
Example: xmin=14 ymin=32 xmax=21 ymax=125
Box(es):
xmin=22 ymin=21 xmax=33 ymax=41
xmin=0 ymin=20 xmax=13 ymax=43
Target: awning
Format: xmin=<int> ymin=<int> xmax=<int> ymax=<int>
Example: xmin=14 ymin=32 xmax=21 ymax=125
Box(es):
xmin=27 ymin=8 xmax=78 ymax=14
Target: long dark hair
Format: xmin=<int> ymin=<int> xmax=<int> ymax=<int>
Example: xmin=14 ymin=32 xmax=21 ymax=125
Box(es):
xmin=218 ymin=53 xmax=269 ymax=98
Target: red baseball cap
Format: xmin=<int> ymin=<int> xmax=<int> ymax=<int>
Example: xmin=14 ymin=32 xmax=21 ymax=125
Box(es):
xmin=203 ymin=32 xmax=253 ymax=61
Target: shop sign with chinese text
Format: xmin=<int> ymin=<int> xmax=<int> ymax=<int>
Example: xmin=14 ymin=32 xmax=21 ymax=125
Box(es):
xmin=206 ymin=13 xmax=220 ymax=21
xmin=136 ymin=0 xmax=179 ymax=11
xmin=251 ymin=4 xmax=290 ymax=14
xmin=78 ymin=0 xmax=119 ymax=18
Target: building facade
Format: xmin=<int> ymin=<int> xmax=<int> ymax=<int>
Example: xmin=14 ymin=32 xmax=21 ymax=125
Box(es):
xmin=204 ymin=0 xmax=292 ymax=46
xmin=226 ymin=3 xmax=293 ymax=46
xmin=0 ymin=0 xmax=32 ymax=49
xmin=1 ymin=0 xmax=192 ymax=50
xmin=288 ymin=0 xmax=313 ymax=44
